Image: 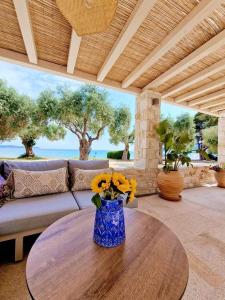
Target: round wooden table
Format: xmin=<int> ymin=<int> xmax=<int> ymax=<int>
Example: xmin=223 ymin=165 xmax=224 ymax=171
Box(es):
xmin=26 ymin=208 xmax=189 ymax=300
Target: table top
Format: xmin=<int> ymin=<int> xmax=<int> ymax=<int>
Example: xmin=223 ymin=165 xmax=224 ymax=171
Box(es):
xmin=26 ymin=208 xmax=189 ymax=300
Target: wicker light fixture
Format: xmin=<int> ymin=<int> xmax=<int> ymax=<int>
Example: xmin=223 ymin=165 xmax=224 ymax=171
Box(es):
xmin=56 ymin=0 xmax=118 ymax=36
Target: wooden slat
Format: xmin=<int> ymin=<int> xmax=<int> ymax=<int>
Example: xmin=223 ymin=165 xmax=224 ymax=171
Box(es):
xmin=67 ymin=30 xmax=81 ymax=74
xmin=0 ymin=47 xmax=140 ymax=95
xmin=188 ymin=89 xmax=225 ymax=107
xmin=12 ymin=0 xmax=37 ymax=64
xmin=200 ymin=98 xmax=225 ymax=109
xmin=210 ymin=103 xmax=225 ymax=112
xmin=97 ymin=0 xmax=158 ymax=82
xmin=145 ymin=29 xmax=225 ymax=90
xmin=122 ymin=0 xmax=224 ymax=88
xmin=175 ymin=76 xmax=225 ymax=103
xmin=163 ymin=57 xmax=225 ymax=98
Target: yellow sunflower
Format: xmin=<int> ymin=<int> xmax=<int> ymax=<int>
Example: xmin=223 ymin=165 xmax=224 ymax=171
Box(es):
xmin=112 ymin=172 xmax=130 ymax=193
xmin=129 ymin=178 xmax=137 ymax=193
xmin=91 ymin=173 xmax=111 ymax=194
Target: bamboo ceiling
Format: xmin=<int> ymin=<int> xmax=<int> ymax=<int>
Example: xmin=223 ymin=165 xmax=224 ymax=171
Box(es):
xmin=0 ymin=0 xmax=225 ymax=116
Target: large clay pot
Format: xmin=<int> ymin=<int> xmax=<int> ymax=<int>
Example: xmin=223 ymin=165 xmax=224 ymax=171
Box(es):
xmin=215 ymin=171 xmax=225 ymax=188
xmin=157 ymin=170 xmax=184 ymax=201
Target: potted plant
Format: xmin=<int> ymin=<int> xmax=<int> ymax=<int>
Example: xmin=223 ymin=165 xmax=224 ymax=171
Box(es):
xmin=156 ymin=118 xmax=193 ymax=201
xmin=210 ymin=164 xmax=225 ymax=188
xmin=91 ymin=172 xmax=136 ymax=247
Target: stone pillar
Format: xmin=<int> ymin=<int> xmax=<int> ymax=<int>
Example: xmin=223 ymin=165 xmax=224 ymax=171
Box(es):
xmin=218 ymin=117 xmax=225 ymax=163
xmin=134 ymin=90 xmax=161 ymax=170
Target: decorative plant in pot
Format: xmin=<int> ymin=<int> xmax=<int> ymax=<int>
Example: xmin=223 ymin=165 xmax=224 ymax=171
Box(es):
xmin=91 ymin=172 xmax=136 ymax=248
xmin=156 ymin=118 xmax=193 ymax=201
xmin=210 ymin=164 xmax=225 ymax=188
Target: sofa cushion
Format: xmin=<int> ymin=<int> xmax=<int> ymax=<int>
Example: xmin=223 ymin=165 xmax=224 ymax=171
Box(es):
xmin=7 ymin=168 xmax=69 ymax=199
xmin=0 ymin=192 xmax=79 ymax=235
xmin=3 ymin=159 xmax=68 ymax=179
xmin=72 ymin=168 xmax=112 ymax=191
xmin=68 ymin=159 xmax=109 ymax=174
xmin=73 ymin=191 xmax=138 ymax=209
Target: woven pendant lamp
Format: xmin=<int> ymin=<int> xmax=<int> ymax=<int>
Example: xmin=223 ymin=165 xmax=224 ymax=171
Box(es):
xmin=56 ymin=0 xmax=118 ymax=36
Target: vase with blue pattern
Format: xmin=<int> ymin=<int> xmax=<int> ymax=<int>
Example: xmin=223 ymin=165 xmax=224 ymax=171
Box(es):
xmin=93 ymin=198 xmax=125 ymax=248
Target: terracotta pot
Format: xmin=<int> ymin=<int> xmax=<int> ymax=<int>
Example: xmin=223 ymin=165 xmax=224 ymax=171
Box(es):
xmin=157 ymin=170 xmax=184 ymax=201
xmin=215 ymin=171 xmax=225 ymax=188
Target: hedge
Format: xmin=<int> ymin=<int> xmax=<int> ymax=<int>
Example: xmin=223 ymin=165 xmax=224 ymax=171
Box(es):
xmin=107 ymin=150 xmax=130 ymax=160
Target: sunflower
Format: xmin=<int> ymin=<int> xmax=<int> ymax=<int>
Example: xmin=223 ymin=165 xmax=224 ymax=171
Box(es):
xmin=127 ymin=178 xmax=137 ymax=203
xmin=91 ymin=173 xmax=111 ymax=194
xmin=112 ymin=173 xmax=130 ymax=193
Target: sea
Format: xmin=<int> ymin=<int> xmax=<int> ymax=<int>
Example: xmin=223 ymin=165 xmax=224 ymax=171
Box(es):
xmin=0 ymin=145 xmax=135 ymax=160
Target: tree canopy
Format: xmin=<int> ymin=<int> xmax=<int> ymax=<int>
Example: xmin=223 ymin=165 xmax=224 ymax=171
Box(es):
xmin=202 ymin=126 xmax=218 ymax=154
xmin=109 ymin=106 xmax=134 ymax=160
xmin=38 ymin=84 xmax=114 ymax=160
xmin=0 ymin=80 xmax=30 ymax=141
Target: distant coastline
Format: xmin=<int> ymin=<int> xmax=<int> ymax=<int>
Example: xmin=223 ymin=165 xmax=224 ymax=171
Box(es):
xmin=0 ymin=145 xmax=135 ymax=159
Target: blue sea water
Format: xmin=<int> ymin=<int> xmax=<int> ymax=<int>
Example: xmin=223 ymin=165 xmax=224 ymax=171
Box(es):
xmin=0 ymin=146 xmax=135 ymax=160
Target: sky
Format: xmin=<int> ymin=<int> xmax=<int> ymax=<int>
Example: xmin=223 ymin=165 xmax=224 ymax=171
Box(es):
xmin=0 ymin=60 xmax=194 ymax=151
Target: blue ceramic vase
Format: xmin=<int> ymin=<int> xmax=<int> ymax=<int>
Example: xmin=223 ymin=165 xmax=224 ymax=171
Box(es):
xmin=93 ymin=198 xmax=125 ymax=248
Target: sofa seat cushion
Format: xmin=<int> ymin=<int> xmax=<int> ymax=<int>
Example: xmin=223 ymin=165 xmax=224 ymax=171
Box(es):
xmin=0 ymin=192 xmax=79 ymax=235
xmin=73 ymin=191 xmax=138 ymax=209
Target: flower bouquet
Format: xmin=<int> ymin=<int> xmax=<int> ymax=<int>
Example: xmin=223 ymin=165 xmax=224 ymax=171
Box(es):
xmin=91 ymin=172 xmax=137 ymax=248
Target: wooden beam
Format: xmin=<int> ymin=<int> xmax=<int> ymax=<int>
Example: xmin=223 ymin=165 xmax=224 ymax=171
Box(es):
xmin=210 ymin=103 xmax=225 ymax=112
xmin=162 ymin=57 xmax=225 ymax=98
xmin=122 ymin=0 xmax=224 ymax=88
xmin=13 ymin=0 xmax=37 ymax=64
xmin=145 ymin=29 xmax=225 ymax=90
xmin=162 ymin=97 xmax=219 ymax=117
xmin=97 ymin=0 xmax=158 ymax=82
xmin=0 ymin=48 xmax=141 ymax=95
xmin=175 ymin=76 xmax=225 ymax=103
xmin=67 ymin=30 xmax=81 ymax=74
xmin=200 ymin=98 xmax=225 ymax=109
xmin=188 ymin=89 xmax=225 ymax=107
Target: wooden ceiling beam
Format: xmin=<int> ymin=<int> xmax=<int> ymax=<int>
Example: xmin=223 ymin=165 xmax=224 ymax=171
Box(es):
xmin=200 ymin=98 xmax=225 ymax=109
xmin=162 ymin=57 xmax=225 ymax=98
xmin=67 ymin=30 xmax=81 ymax=74
xmin=210 ymin=103 xmax=225 ymax=112
xmin=122 ymin=0 xmax=224 ymax=88
xmin=188 ymin=89 xmax=225 ymax=107
xmin=145 ymin=29 xmax=225 ymax=90
xmin=0 ymin=48 xmax=141 ymax=95
xmin=97 ymin=0 xmax=158 ymax=82
xmin=13 ymin=0 xmax=37 ymax=64
xmin=175 ymin=76 xmax=225 ymax=103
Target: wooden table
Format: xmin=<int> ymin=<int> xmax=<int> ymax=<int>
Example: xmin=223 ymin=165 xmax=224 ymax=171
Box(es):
xmin=26 ymin=208 xmax=189 ymax=300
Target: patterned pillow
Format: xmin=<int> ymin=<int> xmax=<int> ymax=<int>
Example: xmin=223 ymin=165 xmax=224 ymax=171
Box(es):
xmin=0 ymin=175 xmax=7 ymax=207
xmin=72 ymin=168 xmax=112 ymax=191
xmin=6 ymin=168 xmax=69 ymax=199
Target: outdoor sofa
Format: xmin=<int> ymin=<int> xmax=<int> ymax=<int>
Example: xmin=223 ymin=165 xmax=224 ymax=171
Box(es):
xmin=0 ymin=159 xmax=137 ymax=261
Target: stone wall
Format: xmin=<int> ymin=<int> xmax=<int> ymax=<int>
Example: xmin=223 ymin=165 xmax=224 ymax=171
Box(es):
xmin=116 ymin=166 xmax=216 ymax=196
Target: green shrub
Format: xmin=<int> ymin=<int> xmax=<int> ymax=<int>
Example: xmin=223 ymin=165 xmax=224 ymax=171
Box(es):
xmin=107 ymin=150 xmax=130 ymax=160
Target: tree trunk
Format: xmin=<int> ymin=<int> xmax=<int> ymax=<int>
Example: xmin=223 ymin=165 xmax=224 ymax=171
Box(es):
xmin=79 ymin=138 xmax=91 ymax=160
xmin=22 ymin=141 xmax=35 ymax=157
xmin=122 ymin=144 xmax=129 ymax=161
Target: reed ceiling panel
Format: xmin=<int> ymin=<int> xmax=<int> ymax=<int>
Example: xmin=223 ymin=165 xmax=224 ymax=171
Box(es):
xmin=0 ymin=0 xmax=26 ymax=54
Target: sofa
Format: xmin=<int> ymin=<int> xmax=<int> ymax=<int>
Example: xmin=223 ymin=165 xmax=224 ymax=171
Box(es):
xmin=0 ymin=159 xmax=138 ymax=261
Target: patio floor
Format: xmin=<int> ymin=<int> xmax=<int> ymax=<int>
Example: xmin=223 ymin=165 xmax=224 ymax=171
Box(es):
xmin=1 ymin=186 xmax=225 ymax=299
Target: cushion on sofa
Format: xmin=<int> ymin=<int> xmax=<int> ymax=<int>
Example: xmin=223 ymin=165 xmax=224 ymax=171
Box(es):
xmin=73 ymin=190 xmax=138 ymax=209
xmin=72 ymin=168 xmax=112 ymax=191
xmin=6 ymin=168 xmax=69 ymax=199
xmin=3 ymin=159 xmax=68 ymax=179
xmin=0 ymin=192 xmax=79 ymax=235
xmin=68 ymin=159 xmax=109 ymax=174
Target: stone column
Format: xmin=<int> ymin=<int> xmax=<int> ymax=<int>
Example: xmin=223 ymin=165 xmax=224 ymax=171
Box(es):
xmin=218 ymin=116 xmax=225 ymax=163
xmin=133 ymin=91 xmax=161 ymax=193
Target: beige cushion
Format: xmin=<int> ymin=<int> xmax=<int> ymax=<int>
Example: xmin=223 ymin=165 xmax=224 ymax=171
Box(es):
xmin=72 ymin=168 xmax=112 ymax=191
xmin=7 ymin=168 xmax=69 ymax=199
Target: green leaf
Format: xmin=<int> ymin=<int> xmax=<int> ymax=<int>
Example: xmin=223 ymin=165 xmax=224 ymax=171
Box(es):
xmin=91 ymin=193 xmax=102 ymax=208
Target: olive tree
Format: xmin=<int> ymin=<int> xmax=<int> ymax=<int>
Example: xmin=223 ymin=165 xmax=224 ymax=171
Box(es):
xmin=0 ymin=80 xmax=30 ymax=141
xmin=38 ymin=85 xmax=113 ymax=160
xmin=109 ymin=106 xmax=134 ymax=160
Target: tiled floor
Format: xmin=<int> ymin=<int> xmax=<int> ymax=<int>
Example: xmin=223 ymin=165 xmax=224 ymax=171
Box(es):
xmin=1 ymin=186 xmax=225 ymax=299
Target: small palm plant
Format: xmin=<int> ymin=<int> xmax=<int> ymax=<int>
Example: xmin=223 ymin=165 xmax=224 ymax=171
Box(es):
xmin=156 ymin=118 xmax=194 ymax=172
